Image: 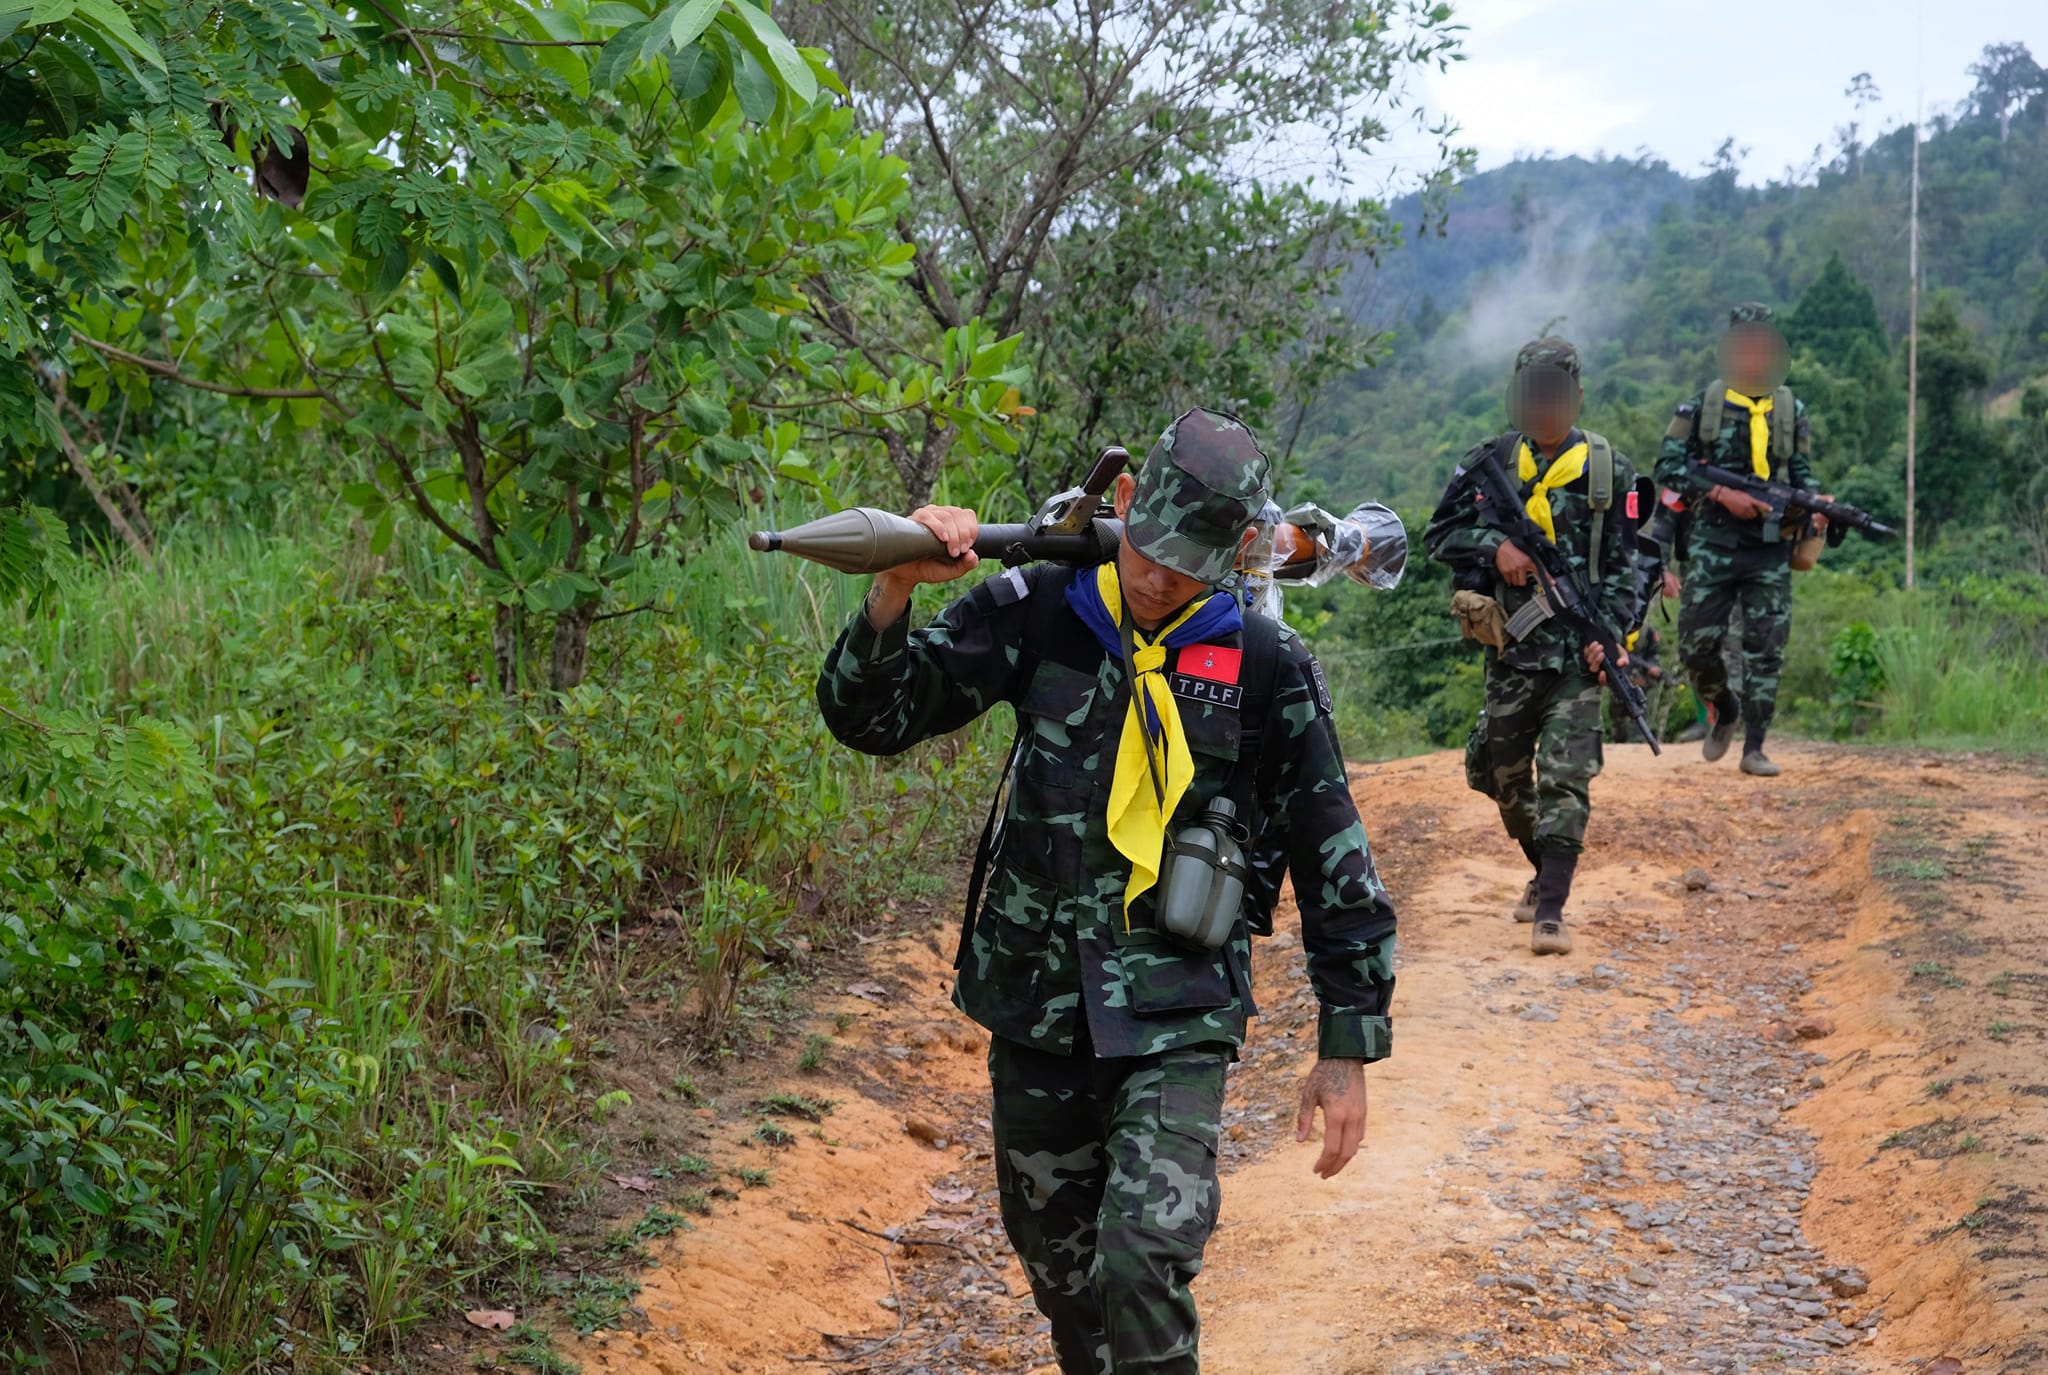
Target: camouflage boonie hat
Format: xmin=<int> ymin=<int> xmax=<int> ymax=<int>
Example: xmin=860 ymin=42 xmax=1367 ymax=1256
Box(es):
xmin=1124 ymin=408 xmax=1272 ymax=585
xmin=1729 ymin=301 xmax=1776 ymax=326
xmin=1514 ymin=336 xmax=1581 ymax=378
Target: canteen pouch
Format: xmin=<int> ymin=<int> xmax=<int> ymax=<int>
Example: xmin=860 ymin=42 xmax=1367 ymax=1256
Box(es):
xmin=1789 ymin=516 xmax=1824 ymax=572
xmin=1452 ymin=589 xmax=1510 ymax=651
xmin=1155 ymin=797 xmax=1250 ymax=952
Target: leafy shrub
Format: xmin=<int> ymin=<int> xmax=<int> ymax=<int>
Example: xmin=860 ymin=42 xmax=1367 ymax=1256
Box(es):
xmin=0 ymin=524 xmax=980 ymax=1367
xmin=1827 ymin=621 xmax=1886 ymax=737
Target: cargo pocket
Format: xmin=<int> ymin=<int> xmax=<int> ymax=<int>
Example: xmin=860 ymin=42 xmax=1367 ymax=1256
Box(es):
xmin=1146 ymin=1076 xmax=1224 ymax=1238
xmin=1005 ymin=661 xmax=1103 ymax=882
xmin=1120 ymin=937 xmax=1233 ymax=1016
xmin=1463 ymin=710 xmax=1492 ymax=797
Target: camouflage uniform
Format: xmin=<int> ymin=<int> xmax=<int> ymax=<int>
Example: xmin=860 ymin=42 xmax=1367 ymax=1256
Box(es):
xmin=817 ymin=410 xmax=1396 ymax=1374
xmin=1606 ymin=514 xmax=1675 ymax=744
xmin=1422 ymin=343 xmax=1641 ymax=861
xmin=1653 ymin=304 xmax=1814 ymax=751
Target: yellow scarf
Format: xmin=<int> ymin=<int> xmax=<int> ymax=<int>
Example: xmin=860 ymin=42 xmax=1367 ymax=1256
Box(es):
xmin=1515 ymin=439 xmax=1590 ymax=545
xmin=1095 ymin=562 xmax=1207 ymax=921
xmin=1722 ymin=390 xmax=1774 ymax=478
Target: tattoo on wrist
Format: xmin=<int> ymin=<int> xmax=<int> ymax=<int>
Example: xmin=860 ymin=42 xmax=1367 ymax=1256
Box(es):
xmin=1307 ymin=1059 xmax=1363 ymax=1097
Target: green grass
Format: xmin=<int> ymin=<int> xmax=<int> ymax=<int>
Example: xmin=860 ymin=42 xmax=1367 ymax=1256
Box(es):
xmin=1784 ymin=569 xmax=2048 ymax=751
xmin=0 ymin=521 xmax=987 ymax=1366
xmin=761 ymin=1092 xmax=836 ymax=1121
xmin=633 ymin=1207 xmax=689 ymax=1240
xmin=553 ymin=1274 xmax=643 ymax=1335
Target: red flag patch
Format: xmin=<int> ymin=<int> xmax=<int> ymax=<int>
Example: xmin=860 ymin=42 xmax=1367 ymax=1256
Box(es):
xmin=1626 ymin=488 xmax=1640 ymax=520
xmin=1180 ymin=644 xmax=1242 ymax=685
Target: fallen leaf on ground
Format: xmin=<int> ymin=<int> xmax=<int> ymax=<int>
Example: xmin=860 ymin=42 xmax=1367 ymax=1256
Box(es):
xmin=848 ymin=982 xmax=889 ymax=1002
xmin=463 ymin=1309 xmax=515 ymax=1331
xmin=610 ymin=1174 xmax=654 ymax=1193
xmin=929 ymin=1184 xmax=975 ymax=1205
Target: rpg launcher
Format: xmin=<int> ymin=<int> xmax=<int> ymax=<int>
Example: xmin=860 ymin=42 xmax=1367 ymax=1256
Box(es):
xmin=1691 ymin=464 xmax=1896 ymax=541
xmin=749 ymin=446 xmax=1410 ymax=592
xmin=1466 ymin=443 xmax=1662 ymax=755
xmin=748 ymin=445 xmax=1130 ymax=573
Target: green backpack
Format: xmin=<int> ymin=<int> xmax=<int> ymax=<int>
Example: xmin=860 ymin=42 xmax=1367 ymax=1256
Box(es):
xmin=1697 ymin=378 xmax=1796 ymax=467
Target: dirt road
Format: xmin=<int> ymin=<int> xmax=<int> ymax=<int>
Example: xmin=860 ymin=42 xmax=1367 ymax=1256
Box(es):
xmin=561 ymin=743 xmax=2048 ymax=1375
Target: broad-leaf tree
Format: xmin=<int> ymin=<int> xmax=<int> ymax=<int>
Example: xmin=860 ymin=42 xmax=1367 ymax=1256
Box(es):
xmin=4 ymin=0 xmax=1027 ymax=691
xmin=790 ymin=0 xmax=1468 ymax=503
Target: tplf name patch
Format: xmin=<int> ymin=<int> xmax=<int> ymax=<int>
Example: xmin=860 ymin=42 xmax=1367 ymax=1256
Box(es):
xmin=1169 ymin=673 xmax=1242 ymax=709
xmin=1169 ymin=642 xmax=1243 ymax=709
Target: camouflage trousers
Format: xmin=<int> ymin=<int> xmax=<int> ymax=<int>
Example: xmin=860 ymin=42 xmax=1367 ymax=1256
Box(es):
xmin=989 ymin=1033 xmax=1228 ymax=1375
xmin=1677 ymin=546 xmax=1791 ymax=734
xmin=1465 ymin=658 xmax=1604 ymax=855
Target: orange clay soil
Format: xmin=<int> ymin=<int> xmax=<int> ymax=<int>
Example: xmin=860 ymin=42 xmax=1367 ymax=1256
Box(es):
xmin=557 ymin=744 xmax=2048 ymax=1375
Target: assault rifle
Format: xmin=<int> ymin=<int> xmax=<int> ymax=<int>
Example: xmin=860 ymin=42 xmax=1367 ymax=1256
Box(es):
xmin=1692 ymin=464 xmax=1896 ymax=540
xmin=1465 ymin=442 xmax=1662 ymax=755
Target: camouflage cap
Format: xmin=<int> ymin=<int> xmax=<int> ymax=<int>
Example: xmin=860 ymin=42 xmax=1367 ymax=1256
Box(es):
xmin=1514 ymin=336 xmax=1581 ymax=378
xmin=1124 ymin=408 xmax=1272 ymax=585
xmin=1729 ymin=301 xmax=1776 ymax=327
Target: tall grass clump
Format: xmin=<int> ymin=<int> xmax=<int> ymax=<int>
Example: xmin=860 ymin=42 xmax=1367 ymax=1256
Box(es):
xmin=1793 ymin=569 xmax=2048 ymax=752
xmin=0 ymin=518 xmax=982 ymax=1368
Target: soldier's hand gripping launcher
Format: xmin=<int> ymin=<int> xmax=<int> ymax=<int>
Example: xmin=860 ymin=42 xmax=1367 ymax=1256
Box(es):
xmin=745 ymin=446 xmax=1130 ymax=574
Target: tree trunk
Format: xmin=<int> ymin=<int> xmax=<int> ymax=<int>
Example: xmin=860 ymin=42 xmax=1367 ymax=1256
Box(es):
xmin=50 ymin=412 xmax=153 ymax=562
xmin=492 ymin=604 xmax=523 ymax=695
xmin=906 ymin=423 xmax=957 ymax=508
xmin=548 ymin=603 xmax=597 ymax=693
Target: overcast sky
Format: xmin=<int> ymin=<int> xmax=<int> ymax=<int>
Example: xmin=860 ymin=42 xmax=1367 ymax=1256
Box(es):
xmin=1373 ymin=0 xmax=2046 ymax=187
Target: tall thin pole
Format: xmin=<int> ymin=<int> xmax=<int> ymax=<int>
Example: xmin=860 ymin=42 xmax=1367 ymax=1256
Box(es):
xmin=1904 ymin=94 xmax=1920 ymax=590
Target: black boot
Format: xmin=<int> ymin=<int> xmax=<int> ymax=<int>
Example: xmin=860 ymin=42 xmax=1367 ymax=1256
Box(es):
xmin=1530 ymin=850 xmax=1577 ymax=956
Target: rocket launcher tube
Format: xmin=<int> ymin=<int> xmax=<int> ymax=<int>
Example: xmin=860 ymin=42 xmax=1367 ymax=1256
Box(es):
xmin=750 ymin=502 xmax=1409 ymax=594
xmin=746 ymin=508 xmax=1123 ymax=574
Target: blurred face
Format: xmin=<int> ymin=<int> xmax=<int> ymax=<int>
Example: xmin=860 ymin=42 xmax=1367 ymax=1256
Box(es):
xmin=1110 ymin=473 xmax=1247 ymax=630
xmin=1721 ymin=325 xmax=1789 ymax=393
xmin=1508 ymin=365 xmax=1583 ymax=450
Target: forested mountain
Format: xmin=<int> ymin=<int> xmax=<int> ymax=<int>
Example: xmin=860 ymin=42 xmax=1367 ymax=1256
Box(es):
xmin=1294 ymin=56 xmax=2048 ymax=573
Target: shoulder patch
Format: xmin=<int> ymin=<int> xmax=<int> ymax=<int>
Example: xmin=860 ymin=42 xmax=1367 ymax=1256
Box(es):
xmin=987 ymin=566 xmax=1030 ymax=607
xmin=1625 ymin=488 xmax=1640 ymax=521
xmin=1675 ymin=402 xmax=1697 ymax=418
xmin=1307 ymin=656 xmax=1333 ymax=716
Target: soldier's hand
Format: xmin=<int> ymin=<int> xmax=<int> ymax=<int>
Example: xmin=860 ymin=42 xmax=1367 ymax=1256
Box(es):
xmin=1812 ymin=496 xmax=1834 ymax=531
xmin=1295 ymin=1057 xmax=1367 ymax=1178
xmin=891 ymin=505 xmax=980 ymax=585
xmin=866 ymin=506 xmax=979 ymax=629
xmin=1493 ymin=540 xmax=1537 ymax=587
xmin=1710 ymin=486 xmax=1771 ymax=522
xmin=1583 ymin=642 xmax=1628 ymax=683
xmin=1661 ymin=570 xmax=1681 ymax=600
xmin=872 ymin=504 xmax=978 ymax=594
